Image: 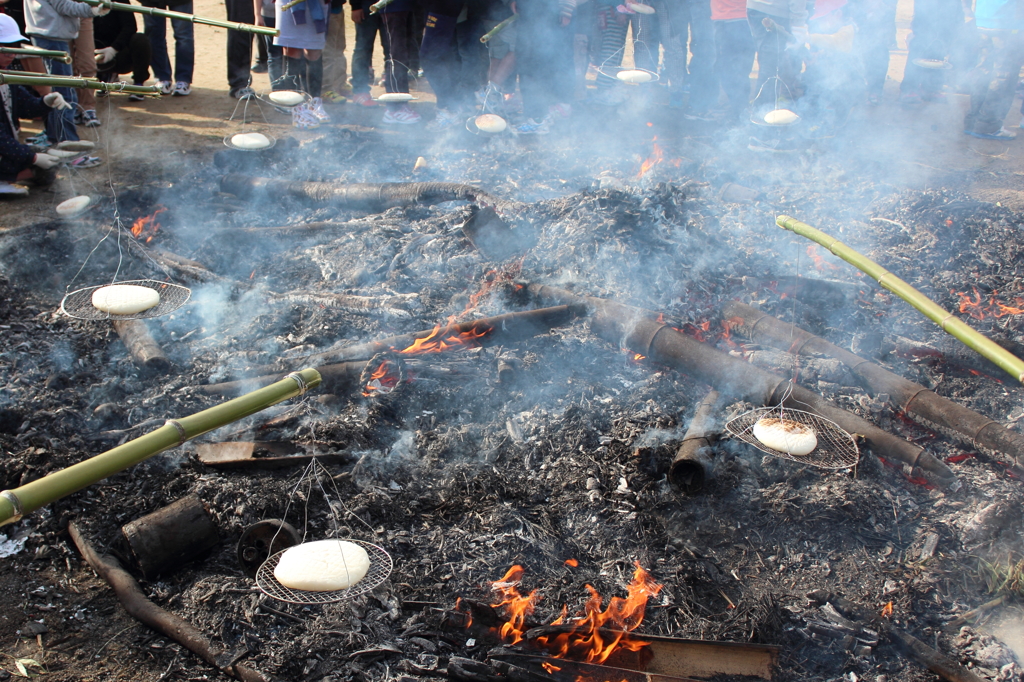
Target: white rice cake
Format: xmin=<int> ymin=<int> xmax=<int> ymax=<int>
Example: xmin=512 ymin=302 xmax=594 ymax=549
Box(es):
xmin=56 ymin=140 xmax=95 ymax=151
xmin=617 ymin=69 xmax=653 ymax=83
xmin=377 ymin=92 xmax=414 ymax=102
xmin=231 ymin=133 xmax=272 ymax=150
xmin=274 ymin=540 xmax=370 ymax=592
xmin=269 ymin=90 xmax=305 ymax=106
xmin=475 ymin=114 xmax=507 ymax=133
xmin=56 ymin=195 xmax=91 ymax=217
xmin=753 ymin=417 xmax=817 ymax=456
xmin=763 ymin=109 xmax=799 ymax=125
xmin=91 ymin=284 xmax=161 ymax=315
xmin=627 ymin=2 xmax=655 ymax=13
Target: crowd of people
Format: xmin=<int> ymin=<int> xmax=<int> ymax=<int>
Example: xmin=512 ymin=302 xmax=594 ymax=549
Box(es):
xmin=2 ymin=0 xmax=1024 ymax=193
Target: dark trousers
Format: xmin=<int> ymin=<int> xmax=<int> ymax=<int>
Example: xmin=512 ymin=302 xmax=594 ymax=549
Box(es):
xmin=98 ymin=33 xmax=152 ymax=84
xmin=516 ymin=0 xmax=573 ymax=119
xmin=713 ymin=18 xmax=754 ymax=115
xmin=31 ymin=37 xmax=78 ymax=143
xmin=226 ymin=0 xmax=255 ymax=90
xmin=901 ymin=0 xmax=961 ymax=96
xmin=419 ymin=0 xmax=464 ymax=110
xmin=142 ymin=0 xmax=194 ymax=83
xmin=849 ymin=0 xmax=896 ymax=95
xmin=681 ymin=0 xmax=715 ymax=111
xmin=381 ymin=11 xmax=411 ymax=93
xmin=747 ymin=8 xmax=794 ymax=107
xmin=965 ymin=29 xmax=1024 ymax=135
xmin=351 ymin=12 xmax=385 ymax=93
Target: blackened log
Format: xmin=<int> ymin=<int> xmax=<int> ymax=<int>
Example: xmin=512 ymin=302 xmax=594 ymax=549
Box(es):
xmin=113 ymin=319 xmax=170 ymax=373
xmin=200 ymin=360 xmax=365 ymax=396
xmin=722 ymin=300 xmax=1024 ymax=469
xmin=527 ymin=284 xmax=957 ymax=487
xmin=669 ymin=389 xmax=720 ymax=494
xmin=120 ymin=494 xmax=220 ymax=579
xmin=68 ymin=522 xmax=275 ymax=682
xmin=219 ymin=175 xmax=508 ymax=212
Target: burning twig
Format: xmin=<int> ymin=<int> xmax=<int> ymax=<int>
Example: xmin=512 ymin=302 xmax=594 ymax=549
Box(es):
xmin=777 ymin=215 xmax=1024 ymax=385
xmin=113 ymin=319 xmax=170 ymax=374
xmin=527 ymin=284 xmax=958 ymax=487
xmin=68 ymin=522 xmax=273 ymax=682
xmin=722 ymin=300 xmax=1024 ymax=470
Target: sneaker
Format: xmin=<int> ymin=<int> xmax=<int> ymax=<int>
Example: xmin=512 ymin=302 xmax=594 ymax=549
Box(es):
xmin=382 ymin=104 xmax=421 ymax=125
xmin=616 ymin=3 xmax=636 ymax=12
xmin=82 ymin=110 xmax=101 ymax=127
xmin=25 ymin=132 xmax=50 ymax=151
xmin=0 ymin=181 xmax=29 ymax=196
xmin=322 ymin=89 xmax=347 ymax=103
xmin=548 ymin=102 xmax=572 ymax=119
xmin=292 ymin=103 xmax=320 ymax=128
xmin=73 ymin=109 xmax=83 ymax=125
xmin=230 ymin=86 xmax=257 ymax=100
xmin=128 ymin=91 xmax=146 ymax=102
xmin=70 ymin=155 xmax=103 ymax=168
xmin=308 ymin=97 xmax=331 ymax=122
xmin=514 ymin=116 xmax=551 ymax=135
xmin=352 ymin=92 xmax=376 ymax=107
xmin=252 ymin=61 xmax=269 ymax=74
xmin=427 ymin=107 xmax=459 ymax=130
xmin=966 ymin=127 xmax=1017 ymax=140
xmin=173 ymin=81 xmax=191 ymax=96
xmin=156 ymin=79 xmax=173 ymax=96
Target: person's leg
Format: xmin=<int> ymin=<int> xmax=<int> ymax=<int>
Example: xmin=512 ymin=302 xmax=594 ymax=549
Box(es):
xmin=630 ymin=12 xmax=658 ymax=73
xmin=454 ymin=12 xmax=485 ymax=111
xmin=33 ymin=37 xmax=79 ymax=142
xmin=594 ymin=6 xmax=629 ymax=91
xmin=380 ymin=11 xmax=411 ymax=93
xmin=168 ymin=2 xmax=195 ymax=85
xmin=746 ymin=9 xmax=789 ymax=102
xmin=117 ymin=33 xmax=152 ymax=84
xmin=684 ymin=0 xmax=716 ymax=112
xmin=351 ymin=13 xmax=378 ymax=95
xmin=262 ymin=15 xmax=284 ymax=87
xmin=419 ymin=0 xmax=463 ymax=111
xmin=143 ymin=14 xmax=172 ymax=84
xmin=304 ymin=49 xmax=325 ymax=97
xmin=322 ymin=8 xmax=348 ymax=96
xmin=255 ymin=20 xmax=269 ymax=66
xmin=72 ymin=17 xmax=97 ymax=113
xmin=225 ymin=0 xmax=254 ymax=92
xmin=650 ymin=0 xmax=684 ymax=101
xmin=714 ymin=18 xmax=754 ymax=116
xmin=969 ymin=31 xmax=1024 ymax=135
xmin=283 ymin=48 xmax=306 ymax=92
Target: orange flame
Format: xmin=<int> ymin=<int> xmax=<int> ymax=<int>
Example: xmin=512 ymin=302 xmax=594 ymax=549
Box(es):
xmin=361 ymin=359 xmax=402 ymax=396
xmin=953 ymin=287 xmax=1024 ymax=321
xmin=397 ymin=323 xmax=491 ymax=354
xmin=637 ymin=137 xmax=663 ymax=178
xmin=131 ymin=206 xmax=167 ymax=244
xmin=486 ymin=563 xmax=663 ymax=665
xmin=881 ymin=602 xmax=893 ymax=618
xmin=806 ymin=245 xmax=837 ymax=272
xmin=718 ymin=316 xmax=744 ymax=348
xmin=565 ymin=559 xmax=579 ymax=568
xmin=542 ymin=662 xmax=562 ymax=674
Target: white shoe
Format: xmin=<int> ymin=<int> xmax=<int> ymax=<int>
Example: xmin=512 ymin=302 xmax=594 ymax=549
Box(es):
xmin=155 ymin=80 xmax=173 ymax=96
xmin=426 ymin=107 xmax=459 ymax=130
xmin=382 ymin=104 xmax=422 ymax=125
xmin=0 ymin=181 xmax=29 ymax=196
xmin=309 ymin=97 xmax=331 ymax=122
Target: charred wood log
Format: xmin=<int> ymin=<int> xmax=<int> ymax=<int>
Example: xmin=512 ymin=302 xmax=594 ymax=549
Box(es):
xmin=806 ymin=591 xmax=986 ymax=682
xmin=200 ymin=361 xmax=365 ymax=396
xmin=527 ymin=284 xmax=957 ymax=487
xmin=722 ymin=301 xmax=1024 ymax=469
xmin=113 ymin=319 xmax=170 ymax=373
xmin=68 ymin=522 xmax=275 ymax=682
xmin=669 ymin=389 xmax=720 ymax=494
xmin=219 ymin=174 xmax=509 ymax=212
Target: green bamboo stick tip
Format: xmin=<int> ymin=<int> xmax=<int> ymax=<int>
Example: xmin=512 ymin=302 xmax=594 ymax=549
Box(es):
xmin=0 ymin=369 xmax=321 ymax=527
xmin=776 ymin=215 xmax=1024 ymax=384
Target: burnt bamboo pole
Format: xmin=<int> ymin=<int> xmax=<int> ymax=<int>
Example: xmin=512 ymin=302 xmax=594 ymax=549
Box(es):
xmin=776 ymin=215 xmax=1024 ymax=384
xmin=722 ymin=300 xmax=1024 ymax=468
xmin=113 ymin=319 xmax=170 ymax=373
xmin=200 ymin=360 xmax=365 ymax=396
xmin=669 ymin=389 xmax=720 ymax=494
xmin=219 ymin=174 xmax=508 ymax=211
xmin=69 ymin=522 xmax=274 ymax=682
xmin=526 ymin=284 xmax=957 ymax=487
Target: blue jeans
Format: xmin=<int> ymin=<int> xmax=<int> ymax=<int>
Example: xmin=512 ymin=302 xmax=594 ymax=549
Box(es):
xmin=143 ymin=1 xmax=195 ymax=83
xmin=31 ymin=36 xmax=79 ymax=143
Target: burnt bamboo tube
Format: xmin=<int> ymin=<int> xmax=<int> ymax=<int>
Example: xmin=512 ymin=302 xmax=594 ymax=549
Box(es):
xmin=526 ymin=284 xmax=957 ymax=487
xmin=113 ymin=319 xmax=170 ymax=373
xmin=69 ymin=522 xmax=273 ymax=682
xmin=777 ymin=215 xmax=1024 ymax=384
xmin=0 ymin=369 xmax=320 ymax=526
xmin=669 ymin=389 xmax=720 ymax=494
xmin=219 ymin=174 xmax=505 ymax=211
xmin=722 ymin=300 xmax=1024 ymax=468
xmin=201 ymin=360 xmax=365 ymax=396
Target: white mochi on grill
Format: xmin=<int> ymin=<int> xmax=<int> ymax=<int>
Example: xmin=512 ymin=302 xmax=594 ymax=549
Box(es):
xmin=274 ymin=540 xmax=371 ymax=592
xmin=475 ymin=114 xmax=507 ymax=133
xmin=753 ymin=417 xmax=817 ymax=456
xmin=56 ymin=196 xmax=91 ymax=217
xmin=91 ymin=285 xmax=161 ymax=315
xmin=763 ymin=109 xmax=799 ymax=125
xmin=231 ymin=133 xmax=272 ymax=150
xmin=269 ymin=90 xmax=305 ymax=106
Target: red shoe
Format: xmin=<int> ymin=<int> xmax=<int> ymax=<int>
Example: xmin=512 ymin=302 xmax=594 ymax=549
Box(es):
xmin=352 ymin=92 xmax=377 ymax=107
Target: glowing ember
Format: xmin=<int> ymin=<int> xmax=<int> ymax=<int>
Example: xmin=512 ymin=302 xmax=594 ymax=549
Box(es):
xmin=881 ymin=601 xmax=893 ymax=618
xmin=131 ymin=206 xmax=167 ymax=243
xmin=806 ymin=245 xmax=837 ymax=272
xmin=362 ymin=359 xmax=402 ymax=396
xmin=482 ymin=563 xmax=663 ymax=665
xmin=541 ymin=662 xmax=561 ymax=674
xmin=953 ymin=287 xmax=1024 ymax=321
xmin=397 ymin=324 xmax=491 ymax=354
xmin=718 ymin=316 xmax=744 ymax=348
xmin=564 ymin=559 xmax=579 ymax=567
xmin=637 ymin=138 xmax=663 ymax=178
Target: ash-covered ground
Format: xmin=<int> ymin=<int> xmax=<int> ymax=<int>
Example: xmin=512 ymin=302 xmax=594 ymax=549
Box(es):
xmin=2 ymin=112 xmax=1024 ymax=682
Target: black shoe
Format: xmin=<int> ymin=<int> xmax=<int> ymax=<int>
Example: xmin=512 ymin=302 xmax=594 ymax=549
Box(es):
xmin=252 ymin=61 xmax=269 ymax=74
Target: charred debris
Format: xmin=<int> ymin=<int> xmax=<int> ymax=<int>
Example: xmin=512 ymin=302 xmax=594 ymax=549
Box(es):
xmin=2 ymin=136 xmax=1024 ymax=682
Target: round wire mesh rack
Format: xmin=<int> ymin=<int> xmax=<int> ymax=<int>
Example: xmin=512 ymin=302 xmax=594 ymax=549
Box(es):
xmin=255 ymin=539 xmax=393 ymax=605
xmin=596 ymin=66 xmax=660 ymax=84
xmin=725 ymin=406 xmax=859 ymax=470
xmin=60 ymin=279 xmax=192 ymax=321
xmin=223 ymin=133 xmax=277 ymax=152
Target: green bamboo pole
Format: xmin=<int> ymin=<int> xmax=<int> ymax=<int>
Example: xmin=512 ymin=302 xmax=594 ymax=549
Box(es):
xmin=479 ymin=14 xmax=517 ymax=44
xmin=0 ymin=46 xmax=72 ymax=64
xmin=367 ymin=0 xmax=396 ymax=14
xmin=81 ymin=0 xmax=279 ymax=35
xmin=0 ymin=71 xmax=159 ymax=94
xmin=0 ymin=369 xmax=320 ymax=527
xmin=776 ymin=215 xmax=1024 ymax=384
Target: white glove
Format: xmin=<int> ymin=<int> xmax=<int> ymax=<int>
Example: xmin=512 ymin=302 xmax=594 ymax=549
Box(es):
xmin=33 ymin=153 xmax=60 ymax=169
xmin=91 ymin=3 xmax=111 ymax=16
xmin=95 ymin=46 xmax=117 ymax=64
xmin=43 ymin=92 xmax=71 ymax=109
xmin=789 ymin=24 xmax=809 ymax=46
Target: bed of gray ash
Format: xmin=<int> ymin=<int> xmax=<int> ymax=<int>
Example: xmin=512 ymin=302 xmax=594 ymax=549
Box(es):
xmin=2 ymin=128 xmax=1024 ymax=682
